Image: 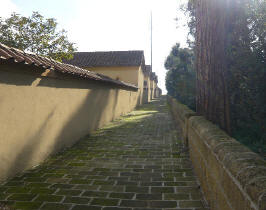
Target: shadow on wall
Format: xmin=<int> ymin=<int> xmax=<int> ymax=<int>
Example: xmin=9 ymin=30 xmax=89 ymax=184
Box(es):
xmin=4 ymin=110 xmax=56 ymax=179
xmin=112 ymin=89 xmax=119 ymax=120
xmin=0 ymin=64 xmax=136 ymax=92
xmin=143 ymin=89 xmax=149 ymax=104
xmin=51 ymin=87 xmax=113 ymax=153
xmin=1 ymin=73 xmax=125 ymax=181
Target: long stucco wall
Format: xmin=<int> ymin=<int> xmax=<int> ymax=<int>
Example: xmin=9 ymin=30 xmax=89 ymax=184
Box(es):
xmin=142 ymin=75 xmax=151 ymax=104
xmin=85 ymin=66 xmax=145 ymax=105
xmin=0 ymin=65 xmax=139 ymax=182
xmin=137 ymin=66 xmax=145 ymax=105
xmin=84 ymin=66 xmax=139 ymax=86
xmin=150 ymin=80 xmax=155 ymax=100
xmin=168 ymin=96 xmax=266 ymax=210
xmin=149 ymin=82 xmax=153 ymax=100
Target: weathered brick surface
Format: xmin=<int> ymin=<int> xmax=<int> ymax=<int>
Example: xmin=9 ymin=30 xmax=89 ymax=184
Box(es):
xmin=0 ymin=97 xmax=207 ymax=209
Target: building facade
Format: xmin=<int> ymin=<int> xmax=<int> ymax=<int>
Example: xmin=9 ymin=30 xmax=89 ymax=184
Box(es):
xmin=64 ymin=51 xmax=161 ymax=104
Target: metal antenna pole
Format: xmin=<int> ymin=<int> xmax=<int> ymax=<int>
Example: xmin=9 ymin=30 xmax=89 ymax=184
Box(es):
xmin=150 ymin=11 xmax=153 ymax=72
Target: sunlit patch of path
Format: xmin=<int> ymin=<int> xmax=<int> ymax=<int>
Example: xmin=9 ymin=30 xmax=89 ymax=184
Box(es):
xmin=0 ymin=97 xmax=208 ymax=210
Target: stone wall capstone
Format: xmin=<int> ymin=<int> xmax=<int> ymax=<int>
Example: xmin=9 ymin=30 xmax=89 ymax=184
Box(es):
xmin=168 ymin=96 xmax=266 ymax=210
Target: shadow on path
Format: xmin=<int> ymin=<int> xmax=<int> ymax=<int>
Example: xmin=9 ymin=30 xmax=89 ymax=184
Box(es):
xmin=0 ymin=97 xmax=208 ymax=210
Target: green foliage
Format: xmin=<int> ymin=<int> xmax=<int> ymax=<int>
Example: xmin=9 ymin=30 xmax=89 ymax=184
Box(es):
xmin=182 ymin=0 xmax=266 ymax=157
xmin=228 ymin=0 xmax=266 ymax=157
xmin=179 ymin=0 xmax=196 ymax=48
xmin=0 ymin=12 xmax=77 ymax=61
xmin=165 ymin=43 xmax=196 ymax=110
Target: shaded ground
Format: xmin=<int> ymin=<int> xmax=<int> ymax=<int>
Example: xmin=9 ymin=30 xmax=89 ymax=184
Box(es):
xmin=0 ymin=97 xmax=208 ymax=210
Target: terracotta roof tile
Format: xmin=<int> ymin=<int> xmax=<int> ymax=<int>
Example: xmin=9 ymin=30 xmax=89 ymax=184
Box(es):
xmin=0 ymin=43 xmax=138 ymax=90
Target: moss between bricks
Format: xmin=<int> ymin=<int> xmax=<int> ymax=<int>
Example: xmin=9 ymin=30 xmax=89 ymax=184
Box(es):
xmin=82 ymin=191 xmax=108 ymax=197
xmin=109 ymin=192 xmax=134 ymax=199
xmin=63 ymin=196 xmax=91 ymax=204
xmin=39 ymin=203 xmax=72 ymax=210
xmin=164 ymin=193 xmax=190 ymax=200
xmin=35 ymin=194 xmax=63 ymax=202
xmin=0 ymin=98 xmax=207 ymax=210
xmin=6 ymin=187 xmax=31 ymax=193
xmin=56 ymin=189 xmax=82 ymax=196
xmin=7 ymin=194 xmax=36 ymax=201
xmin=91 ymin=198 xmax=119 ymax=206
xmin=30 ymin=188 xmax=56 ymax=194
xmin=179 ymin=200 xmax=204 ymax=208
xmin=12 ymin=201 xmax=42 ymax=210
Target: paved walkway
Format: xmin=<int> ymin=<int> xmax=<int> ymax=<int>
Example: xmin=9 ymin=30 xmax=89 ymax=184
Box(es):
xmin=0 ymin=97 xmax=207 ymax=210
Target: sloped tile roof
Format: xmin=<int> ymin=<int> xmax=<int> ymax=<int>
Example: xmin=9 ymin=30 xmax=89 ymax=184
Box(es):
xmin=0 ymin=43 xmax=138 ymax=90
xmin=155 ymin=76 xmax=158 ymax=83
xmin=150 ymin=72 xmax=156 ymax=81
xmin=143 ymin=65 xmax=151 ymax=77
xmin=144 ymin=66 xmax=158 ymax=82
xmin=63 ymin=51 xmax=145 ymax=68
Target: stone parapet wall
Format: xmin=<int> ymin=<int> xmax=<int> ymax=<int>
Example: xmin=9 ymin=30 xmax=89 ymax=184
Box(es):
xmin=168 ymin=96 xmax=266 ymax=210
xmin=167 ymin=97 xmax=198 ymax=146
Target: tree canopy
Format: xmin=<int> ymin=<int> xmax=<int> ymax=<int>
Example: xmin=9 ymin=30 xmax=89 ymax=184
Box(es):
xmin=165 ymin=43 xmax=196 ymax=110
xmin=174 ymin=0 xmax=266 ymax=156
xmin=0 ymin=12 xmax=76 ymax=61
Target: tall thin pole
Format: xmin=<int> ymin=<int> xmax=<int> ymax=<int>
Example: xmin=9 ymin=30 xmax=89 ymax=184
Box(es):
xmin=150 ymin=11 xmax=153 ymax=72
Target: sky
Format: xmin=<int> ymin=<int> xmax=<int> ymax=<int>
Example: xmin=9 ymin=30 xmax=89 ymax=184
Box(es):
xmin=1 ymin=0 xmax=189 ymax=94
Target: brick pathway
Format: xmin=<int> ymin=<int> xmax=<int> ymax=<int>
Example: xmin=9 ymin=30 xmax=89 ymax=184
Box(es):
xmin=0 ymin=97 xmax=207 ymax=210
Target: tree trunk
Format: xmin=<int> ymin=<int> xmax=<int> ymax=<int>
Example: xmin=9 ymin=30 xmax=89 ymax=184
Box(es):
xmin=195 ymin=0 xmax=231 ymax=133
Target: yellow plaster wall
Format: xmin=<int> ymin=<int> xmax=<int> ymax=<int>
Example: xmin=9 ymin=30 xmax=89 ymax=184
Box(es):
xmin=85 ymin=66 xmax=139 ymax=86
xmin=85 ymin=66 xmax=145 ymax=105
xmin=153 ymin=81 xmax=157 ymax=98
xmin=137 ymin=66 xmax=145 ymax=105
xmin=0 ymin=65 xmax=139 ymax=182
xmin=150 ymin=79 xmax=154 ymax=100
xmin=143 ymin=75 xmax=151 ymax=103
xmin=154 ymin=83 xmax=158 ymax=98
